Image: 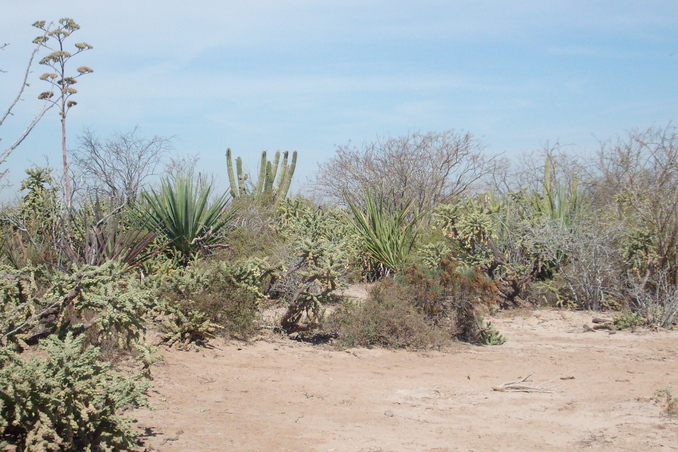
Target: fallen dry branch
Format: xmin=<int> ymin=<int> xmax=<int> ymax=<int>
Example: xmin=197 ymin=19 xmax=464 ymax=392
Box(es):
xmin=592 ymin=317 xmax=613 ymax=324
xmin=583 ymin=317 xmax=617 ymax=332
xmin=492 ymin=372 xmax=565 ymax=393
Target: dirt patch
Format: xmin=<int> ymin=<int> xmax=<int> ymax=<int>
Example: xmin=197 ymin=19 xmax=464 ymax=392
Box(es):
xmin=133 ymin=309 xmax=678 ymax=451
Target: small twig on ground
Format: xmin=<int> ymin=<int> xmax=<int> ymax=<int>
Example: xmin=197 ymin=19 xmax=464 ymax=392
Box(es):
xmin=492 ymin=371 xmax=571 ymax=393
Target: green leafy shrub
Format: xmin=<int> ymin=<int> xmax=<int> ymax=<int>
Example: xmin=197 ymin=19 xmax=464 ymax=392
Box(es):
xmin=0 ymin=333 xmax=150 ymax=451
xmin=324 ymin=279 xmax=447 ymax=349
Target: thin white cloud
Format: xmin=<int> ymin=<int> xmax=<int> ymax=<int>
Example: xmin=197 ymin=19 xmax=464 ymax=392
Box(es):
xmin=1 ymin=0 xmax=677 ymax=199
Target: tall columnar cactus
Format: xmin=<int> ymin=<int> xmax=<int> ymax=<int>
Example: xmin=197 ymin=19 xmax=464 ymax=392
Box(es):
xmin=225 ymin=149 xmax=297 ymax=204
xmin=226 ymin=148 xmax=249 ymax=198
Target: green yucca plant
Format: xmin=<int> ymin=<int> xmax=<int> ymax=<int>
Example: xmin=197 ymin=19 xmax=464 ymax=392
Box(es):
xmin=139 ymin=177 xmax=235 ymax=263
xmin=347 ymin=190 xmax=422 ymax=277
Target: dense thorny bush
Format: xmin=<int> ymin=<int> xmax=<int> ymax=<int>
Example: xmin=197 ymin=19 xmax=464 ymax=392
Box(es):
xmin=271 ymin=198 xmax=357 ymax=334
xmin=401 ymin=258 xmax=505 ymax=345
xmin=325 ymin=258 xmax=506 ymax=348
xmin=0 ymin=261 xmax=155 ymax=351
xmin=323 ymin=279 xmax=447 ymax=349
xmin=0 ymin=333 xmax=150 ymax=451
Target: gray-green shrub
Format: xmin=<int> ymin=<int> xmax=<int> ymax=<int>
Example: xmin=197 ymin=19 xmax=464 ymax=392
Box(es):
xmin=0 ymin=333 xmax=150 ymax=451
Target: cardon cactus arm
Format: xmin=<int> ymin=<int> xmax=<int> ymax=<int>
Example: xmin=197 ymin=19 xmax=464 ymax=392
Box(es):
xmin=254 ymin=151 xmax=268 ymax=197
xmin=276 ymin=151 xmax=297 ymax=202
xmin=236 ymin=157 xmax=248 ymax=196
xmin=227 ymin=149 xmax=297 ymax=204
xmin=226 ymin=148 xmax=239 ymax=198
xmin=267 ymin=151 xmax=281 ymax=193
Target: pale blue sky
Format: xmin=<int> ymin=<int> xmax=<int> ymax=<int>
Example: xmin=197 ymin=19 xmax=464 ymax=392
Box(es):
xmin=2 ymin=0 xmax=677 ymax=198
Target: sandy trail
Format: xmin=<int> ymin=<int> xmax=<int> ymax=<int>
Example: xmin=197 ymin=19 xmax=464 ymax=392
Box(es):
xmin=133 ymin=309 xmax=678 ymax=451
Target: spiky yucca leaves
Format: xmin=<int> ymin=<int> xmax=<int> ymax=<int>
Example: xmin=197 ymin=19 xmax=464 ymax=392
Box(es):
xmin=139 ymin=177 xmax=235 ymax=263
xmin=347 ymin=190 xmax=421 ymax=277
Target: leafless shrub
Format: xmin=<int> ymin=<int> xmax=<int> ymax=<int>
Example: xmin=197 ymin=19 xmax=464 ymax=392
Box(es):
xmin=627 ymin=271 xmax=678 ymax=328
xmin=491 ymin=141 xmax=587 ymax=197
xmin=557 ymin=222 xmax=625 ymax=310
xmin=0 ymin=31 xmax=54 ymax=184
xmin=164 ymin=153 xmax=199 ymax=183
xmin=591 ymin=124 xmax=678 ymax=284
xmin=314 ymin=130 xmax=494 ymax=211
xmin=73 ymin=127 xmax=172 ymax=204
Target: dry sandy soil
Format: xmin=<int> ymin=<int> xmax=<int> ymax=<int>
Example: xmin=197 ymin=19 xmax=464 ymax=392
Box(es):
xmin=133 ymin=307 xmax=678 ymax=451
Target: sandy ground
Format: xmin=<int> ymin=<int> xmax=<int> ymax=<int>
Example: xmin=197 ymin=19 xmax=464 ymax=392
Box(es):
xmin=133 ymin=309 xmax=678 ymax=451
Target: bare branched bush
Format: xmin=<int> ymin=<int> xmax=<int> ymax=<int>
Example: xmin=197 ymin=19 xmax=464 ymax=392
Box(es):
xmin=508 ymin=216 xmax=625 ymax=310
xmin=314 ymin=130 xmax=494 ymax=211
xmin=0 ymin=28 xmax=54 ymax=184
xmin=557 ymin=222 xmax=625 ymax=310
xmin=73 ymin=127 xmax=172 ymax=204
xmin=626 ymin=271 xmax=678 ymax=328
xmin=495 ymin=142 xmax=587 ymax=197
xmin=592 ymin=124 xmax=678 ymax=285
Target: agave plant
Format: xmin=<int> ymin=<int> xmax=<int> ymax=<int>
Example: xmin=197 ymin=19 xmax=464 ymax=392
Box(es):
xmin=529 ymin=159 xmax=583 ymax=225
xmin=347 ymin=190 xmax=422 ymax=277
xmin=138 ymin=177 xmax=235 ymax=263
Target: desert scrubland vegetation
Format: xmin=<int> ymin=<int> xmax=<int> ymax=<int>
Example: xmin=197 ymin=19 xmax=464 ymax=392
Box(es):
xmin=2 ymin=19 xmax=678 ymax=451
